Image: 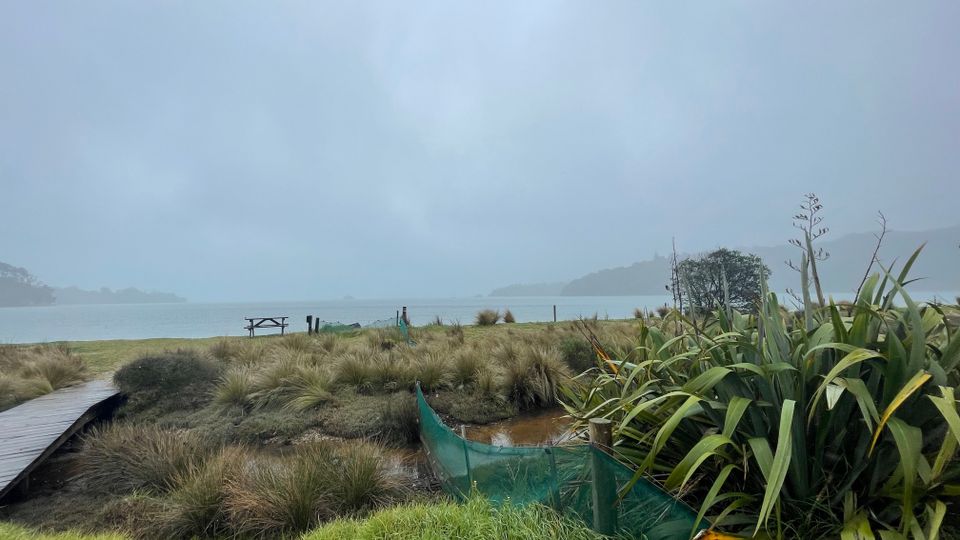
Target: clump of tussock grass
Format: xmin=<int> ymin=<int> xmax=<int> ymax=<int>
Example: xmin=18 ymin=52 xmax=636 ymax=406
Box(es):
xmin=500 ymin=346 xmax=570 ymax=409
xmin=208 ymin=338 xmax=242 ymax=362
xmin=235 ymin=341 xmax=267 ymax=366
xmin=377 ymin=391 xmax=419 ymax=444
xmin=214 ymin=366 xmax=255 ymax=409
xmin=278 ymin=332 xmax=316 ymax=353
xmin=366 ymin=328 xmax=401 ymax=351
xmin=655 ymin=305 xmax=670 ymax=318
xmin=0 ymin=344 xmax=88 ymax=411
xmin=248 ymin=353 xmax=303 ymax=407
xmin=446 ymin=320 xmax=465 ymax=344
xmin=226 ymin=441 xmax=403 ymax=537
xmin=333 ymin=351 xmax=377 ymax=392
xmin=451 ymin=349 xmax=482 ymax=388
xmin=113 ymin=349 xmax=223 ymax=418
xmin=502 ymin=309 xmax=516 ymax=324
xmin=370 ymin=353 xmax=410 ymax=392
xmin=81 ymin=424 xmax=214 ymax=495
xmin=284 ymin=366 xmax=334 ymax=411
xmin=558 ymin=336 xmax=596 ymax=374
xmin=412 ymin=353 xmax=449 ymax=392
xmin=475 ymin=309 xmax=500 ymax=326
xmin=633 ymin=307 xmax=644 ymax=319
xmin=157 ymin=446 xmax=250 ymax=538
xmin=316 ymin=333 xmax=342 ymax=354
xmin=474 ymin=365 xmax=501 ymax=398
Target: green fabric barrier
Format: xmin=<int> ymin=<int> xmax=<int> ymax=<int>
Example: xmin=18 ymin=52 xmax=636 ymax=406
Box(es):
xmin=416 ymin=385 xmax=706 ymax=540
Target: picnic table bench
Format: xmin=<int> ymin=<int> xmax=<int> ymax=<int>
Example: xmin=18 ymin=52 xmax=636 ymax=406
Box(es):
xmin=244 ymin=316 xmax=289 ymax=337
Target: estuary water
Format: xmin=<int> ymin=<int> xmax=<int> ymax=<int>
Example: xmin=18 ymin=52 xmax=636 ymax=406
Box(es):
xmin=1 ymin=291 xmax=955 ymax=344
xmin=0 ymin=295 xmax=673 ymax=343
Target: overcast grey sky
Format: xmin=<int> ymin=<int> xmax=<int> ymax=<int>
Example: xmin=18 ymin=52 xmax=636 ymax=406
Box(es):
xmin=2 ymin=2 xmax=958 ymax=301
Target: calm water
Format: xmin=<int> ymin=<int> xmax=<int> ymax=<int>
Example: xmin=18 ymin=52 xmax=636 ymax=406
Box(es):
xmin=0 ymin=295 xmax=673 ymax=343
xmin=2 ymin=291 xmax=954 ymax=344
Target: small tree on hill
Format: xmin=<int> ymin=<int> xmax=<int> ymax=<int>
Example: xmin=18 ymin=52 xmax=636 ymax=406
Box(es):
xmin=678 ymin=249 xmax=770 ymax=313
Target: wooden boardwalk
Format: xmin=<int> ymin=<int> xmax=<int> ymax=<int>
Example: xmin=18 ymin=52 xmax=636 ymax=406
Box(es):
xmin=0 ymin=379 xmax=119 ymax=500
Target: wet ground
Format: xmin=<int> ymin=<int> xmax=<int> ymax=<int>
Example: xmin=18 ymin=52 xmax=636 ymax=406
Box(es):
xmin=461 ymin=407 xmax=576 ymax=446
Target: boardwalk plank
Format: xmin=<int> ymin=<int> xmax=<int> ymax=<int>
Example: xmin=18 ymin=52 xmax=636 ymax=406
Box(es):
xmin=0 ymin=379 xmax=119 ymax=500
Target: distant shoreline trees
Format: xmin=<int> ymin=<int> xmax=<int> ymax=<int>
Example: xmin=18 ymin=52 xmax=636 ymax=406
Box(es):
xmin=0 ymin=261 xmax=55 ymax=307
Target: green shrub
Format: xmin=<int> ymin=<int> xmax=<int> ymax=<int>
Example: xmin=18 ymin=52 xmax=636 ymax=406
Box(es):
xmin=81 ymin=424 xmax=213 ymax=494
xmin=475 ymin=309 xmax=500 ymax=326
xmin=502 ymin=309 xmax=516 ymax=324
xmin=302 ymin=496 xmax=603 ymax=540
xmin=563 ymin=251 xmax=960 ymax=538
xmin=558 ymin=336 xmax=595 ymax=374
xmin=113 ymin=350 xmax=223 ymax=416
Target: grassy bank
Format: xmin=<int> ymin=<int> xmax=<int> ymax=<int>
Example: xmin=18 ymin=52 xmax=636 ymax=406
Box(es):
xmin=1 ymin=318 xmax=642 ymax=538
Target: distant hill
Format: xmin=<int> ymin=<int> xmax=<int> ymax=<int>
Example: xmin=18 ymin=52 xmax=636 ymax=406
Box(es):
xmin=0 ymin=259 xmax=186 ymax=307
xmin=53 ymin=286 xmax=187 ymax=305
xmin=0 ymin=261 xmax=55 ymax=307
xmin=492 ymin=225 xmax=960 ymax=297
xmin=490 ymin=282 xmax=566 ymax=296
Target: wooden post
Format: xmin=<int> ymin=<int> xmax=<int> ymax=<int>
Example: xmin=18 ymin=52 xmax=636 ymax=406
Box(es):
xmin=402 ymin=306 xmax=409 ymax=325
xmin=460 ymin=424 xmax=473 ymax=492
xmin=396 ymin=310 xmax=400 ymax=326
xmin=553 ymin=305 xmax=557 ymax=322
xmin=314 ymin=317 xmax=320 ymax=334
xmin=306 ymin=315 xmax=313 ymax=335
xmin=589 ymin=418 xmax=616 ymax=535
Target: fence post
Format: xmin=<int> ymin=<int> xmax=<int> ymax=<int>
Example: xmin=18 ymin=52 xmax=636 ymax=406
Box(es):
xmin=553 ymin=305 xmax=557 ymax=322
xmin=314 ymin=317 xmax=320 ymax=334
xmin=459 ymin=424 xmax=473 ymax=497
xmin=306 ymin=315 xmax=313 ymax=335
xmin=589 ymin=418 xmax=617 ymax=535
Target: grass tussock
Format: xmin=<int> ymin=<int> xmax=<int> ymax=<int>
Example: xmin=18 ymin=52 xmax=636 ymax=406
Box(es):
xmin=75 ymin=424 xmax=404 ymax=538
xmin=0 ymin=344 xmax=88 ymax=412
xmin=502 ymin=309 xmax=515 ymax=324
xmin=113 ymin=349 xmax=223 ymax=419
xmin=81 ymin=424 xmax=213 ymax=495
xmin=475 ymin=309 xmax=500 ymax=326
xmin=302 ymin=496 xmax=604 ymax=540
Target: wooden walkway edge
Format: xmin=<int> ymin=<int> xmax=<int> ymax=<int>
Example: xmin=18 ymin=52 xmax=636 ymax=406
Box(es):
xmin=0 ymin=379 xmax=120 ymax=500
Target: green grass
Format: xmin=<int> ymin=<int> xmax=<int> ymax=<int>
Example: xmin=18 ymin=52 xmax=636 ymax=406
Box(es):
xmin=301 ymin=496 xmax=606 ymax=540
xmin=0 ymin=523 xmax=126 ymax=540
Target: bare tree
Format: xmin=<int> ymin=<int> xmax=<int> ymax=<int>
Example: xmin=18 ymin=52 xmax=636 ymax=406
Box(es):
xmin=787 ymin=193 xmax=829 ymax=307
xmin=854 ymin=212 xmax=888 ymax=300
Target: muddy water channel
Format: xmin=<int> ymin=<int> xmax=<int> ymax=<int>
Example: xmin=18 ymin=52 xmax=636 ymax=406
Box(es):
xmin=461 ymin=408 xmax=576 ymax=446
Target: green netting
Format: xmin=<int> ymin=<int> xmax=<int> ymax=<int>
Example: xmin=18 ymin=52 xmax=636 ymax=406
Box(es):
xmin=417 ymin=386 xmax=706 ymax=540
xmin=398 ymin=318 xmax=415 ymax=345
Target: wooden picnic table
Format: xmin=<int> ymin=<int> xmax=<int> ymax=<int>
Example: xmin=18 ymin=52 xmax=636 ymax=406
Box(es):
xmin=244 ymin=316 xmax=289 ymax=337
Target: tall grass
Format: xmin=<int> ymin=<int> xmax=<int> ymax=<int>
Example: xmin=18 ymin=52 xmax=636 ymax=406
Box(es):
xmin=0 ymin=344 xmax=88 ymax=411
xmin=81 ymin=424 xmax=213 ymax=494
xmin=303 ymin=496 xmax=604 ymax=540
xmin=475 ymin=309 xmax=500 ymax=326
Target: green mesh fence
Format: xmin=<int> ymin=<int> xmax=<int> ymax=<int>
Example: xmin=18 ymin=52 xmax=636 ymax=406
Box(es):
xmin=417 ymin=385 xmax=706 ymax=540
